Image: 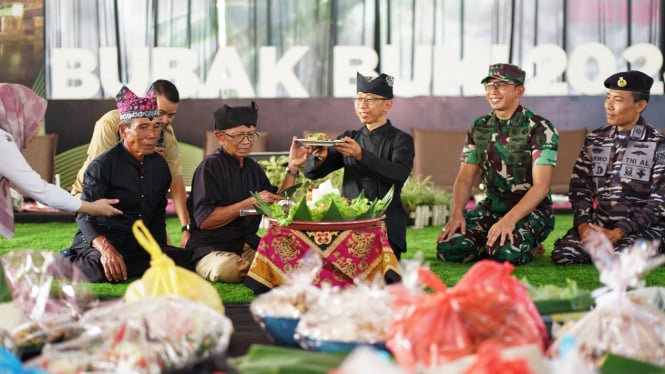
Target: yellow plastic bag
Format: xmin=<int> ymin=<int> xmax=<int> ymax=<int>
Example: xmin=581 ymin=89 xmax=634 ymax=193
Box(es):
xmin=124 ymin=220 xmax=225 ymax=314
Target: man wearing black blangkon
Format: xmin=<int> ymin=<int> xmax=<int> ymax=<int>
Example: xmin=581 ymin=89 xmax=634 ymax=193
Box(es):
xmin=302 ymin=72 xmax=415 ymax=260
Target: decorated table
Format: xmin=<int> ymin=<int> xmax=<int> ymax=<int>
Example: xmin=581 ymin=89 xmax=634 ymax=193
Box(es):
xmin=245 ymin=216 xmax=401 ymax=294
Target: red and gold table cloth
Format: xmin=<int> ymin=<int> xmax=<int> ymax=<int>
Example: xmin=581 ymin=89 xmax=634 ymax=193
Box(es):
xmin=245 ymin=219 xmax=401 ymax=294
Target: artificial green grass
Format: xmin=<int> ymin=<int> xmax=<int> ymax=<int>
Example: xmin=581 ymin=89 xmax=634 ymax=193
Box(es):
xmin=2 ymin=214 xmax=664 ymax=304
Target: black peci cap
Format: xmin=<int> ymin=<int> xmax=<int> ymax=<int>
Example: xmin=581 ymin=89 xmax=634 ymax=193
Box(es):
xmin=356 ymin=72 xmax=394 ymax=99
xmin=213 ymin=101 xmax=258 ymax=130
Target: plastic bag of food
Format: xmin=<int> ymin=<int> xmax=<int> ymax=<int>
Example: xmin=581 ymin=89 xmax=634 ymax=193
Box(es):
xmin=25 ymin=296 xmax=233 ymax=374
xmin=547 ymin=232 xmax=665 ymax=367
xmin=1 ymin=250 xmax=95 ymax=353
xmin=387 ymin=258 xmax=548 ymax=373
xmin=1 ymin=250 xmax=95 ymax=326
xmin=124 ymin=220 xmax=225 ymax=314
xmin=250 ymin=250 xmax=324 ymax=347
xmin=295 ymin=274 xmax=393 ymax=351
xmin=452 ymin=261 xmax=548 ymax=349
xmin=250 ymin=249 xmax=323 ymax=319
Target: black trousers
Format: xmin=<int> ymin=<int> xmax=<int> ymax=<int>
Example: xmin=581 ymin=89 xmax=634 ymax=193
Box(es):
xmin=60 ymin=245 xmax=193 ymax=283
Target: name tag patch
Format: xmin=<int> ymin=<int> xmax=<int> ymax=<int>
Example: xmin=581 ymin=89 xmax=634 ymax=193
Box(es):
xmin=590 ymin=146 xmax=612 ymax=176
xmin=620 ymin=141 xmax=655 ymax=182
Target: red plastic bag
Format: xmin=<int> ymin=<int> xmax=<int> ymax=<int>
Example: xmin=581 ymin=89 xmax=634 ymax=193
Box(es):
xmin=454 ymin=261 xmax=548 ymax=347
xmin=463 ymin=340 xmax=533 ymax=374
xmin=386 ymin=260 xmax=549 ymax=373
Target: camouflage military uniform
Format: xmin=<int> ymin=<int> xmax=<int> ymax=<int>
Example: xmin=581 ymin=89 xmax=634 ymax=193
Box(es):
xmin=437 ymin=105 xmax=558 ymax=264
xmin=551 ymin=119 xmax=665 ymax=264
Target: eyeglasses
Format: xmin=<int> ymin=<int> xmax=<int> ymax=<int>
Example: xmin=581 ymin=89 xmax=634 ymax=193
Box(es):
xmin=353 ymin=97 xmax=389 ymax=106
xmin=483 ymin=81 xmax=515 ymax=91
xmin=221 ymin=131 xmax=259 ymax=143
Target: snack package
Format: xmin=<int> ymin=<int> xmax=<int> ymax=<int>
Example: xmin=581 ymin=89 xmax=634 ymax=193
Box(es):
xmin=1 ymin=250 xmax=96 ymax=352
xmin=25 ymin=296 xmax=233 ymax=373
xmin=124 ymin=220 xmax=225 ymax=314
xmin=250 ymin=251 xmax=327 ymax=347
xmin=387 ymin=258 xmax=548 ymax=373
xmin=295 ymin=274 xmax=393 ymax=348
xmin=547 ymin=232 xmax=665 ymax=367
xmin=250 ymin=250 xmax=323 ymax=319
xmin=1 ymin=250 xmax=95 ymax=326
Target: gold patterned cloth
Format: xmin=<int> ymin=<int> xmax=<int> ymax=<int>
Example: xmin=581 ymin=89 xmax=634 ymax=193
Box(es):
xmin=245 ymin=220 xmax=401 ymax=294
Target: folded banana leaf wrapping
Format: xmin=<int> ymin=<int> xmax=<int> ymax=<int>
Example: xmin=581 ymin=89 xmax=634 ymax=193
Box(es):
xmin=253 ymin=184 xmax=394 ymax=226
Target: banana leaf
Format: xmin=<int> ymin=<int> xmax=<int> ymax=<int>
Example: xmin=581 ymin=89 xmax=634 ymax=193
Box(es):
xmin=599 ymin=353 xmax=665 ymax=374
xmin=291 ymin=197 xmax=313 ymax=222
xmin=258 ymin=186 xmax=394 ymax=225
xmin=355 ymin=200 xmax=377 ymax=220
xmin=374 ymin=185 xmax=394 ymax=216
xmin=321 ymin=200 xmax=348 ymax=221
xmin=229 ymin=344 xmax=346 ymax=374
xmin=0 ymin=265 xmax=11 ymax=303
xmin=250 ymin=191 xmax=273 ymax=217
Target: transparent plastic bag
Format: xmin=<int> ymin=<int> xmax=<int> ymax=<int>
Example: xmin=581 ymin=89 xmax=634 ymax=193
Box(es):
xmin=25 ymin=296 xmax=233 ymax=373
xmin=250 ymin=250 xmax=324 ymax=347
xmin=0 ymin=250 xmax=95 ymax=326
xmin=1 ymin=250 xmax=95 ymax=352
xmin=295 ymin=274 xmax=393 ymax=348
xmin=547 ymin=232 xmax=665 ymax=367
xmin=250 ymin=249 xmax=323 ymax=319
xmin=124 ymin=220 xmax=225 ymax=314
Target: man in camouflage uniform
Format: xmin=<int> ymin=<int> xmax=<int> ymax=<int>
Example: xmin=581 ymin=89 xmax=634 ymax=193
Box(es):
xmin=552 ymin=71 xmax=665 ymax=264
xmin=437 ymin=63 xmax=558 ymax=265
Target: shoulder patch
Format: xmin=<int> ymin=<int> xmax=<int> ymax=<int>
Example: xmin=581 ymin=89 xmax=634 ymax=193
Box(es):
xmin=656 ymin=150 xmax=665 ymax=163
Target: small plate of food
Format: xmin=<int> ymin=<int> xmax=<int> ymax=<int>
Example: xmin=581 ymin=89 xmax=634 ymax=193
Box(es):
xmin=296 ymin=132 xmax=343 ymax=147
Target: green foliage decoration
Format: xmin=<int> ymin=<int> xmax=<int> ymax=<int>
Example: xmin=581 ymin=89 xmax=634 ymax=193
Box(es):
xmin=252 ymin=186 xmax=393 ymax=225
xmin=400 ymin=175 xmax=452 ymax=212
xmin=257 ymin=155 xmax=343 ymax=202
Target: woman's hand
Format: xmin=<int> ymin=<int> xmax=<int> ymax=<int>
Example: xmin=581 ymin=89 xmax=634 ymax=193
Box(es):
xmin=80 ymin=199 xmax=122 ymax=217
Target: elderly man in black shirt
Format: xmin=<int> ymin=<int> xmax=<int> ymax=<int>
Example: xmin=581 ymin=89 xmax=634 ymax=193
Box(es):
xmin=59 ymin=85 xmax=191 ymax=282
xmin=186 ymin=102 xmax=304 ymax=283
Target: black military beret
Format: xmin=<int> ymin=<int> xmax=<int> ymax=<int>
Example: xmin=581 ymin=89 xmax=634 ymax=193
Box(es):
xmin=603 ymin=71 xmax=653 ymax=93
xmin=356 ymin=72 xmax=394 ymax=99
xmin=213 ymin=101 xmax=258 ymax=130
